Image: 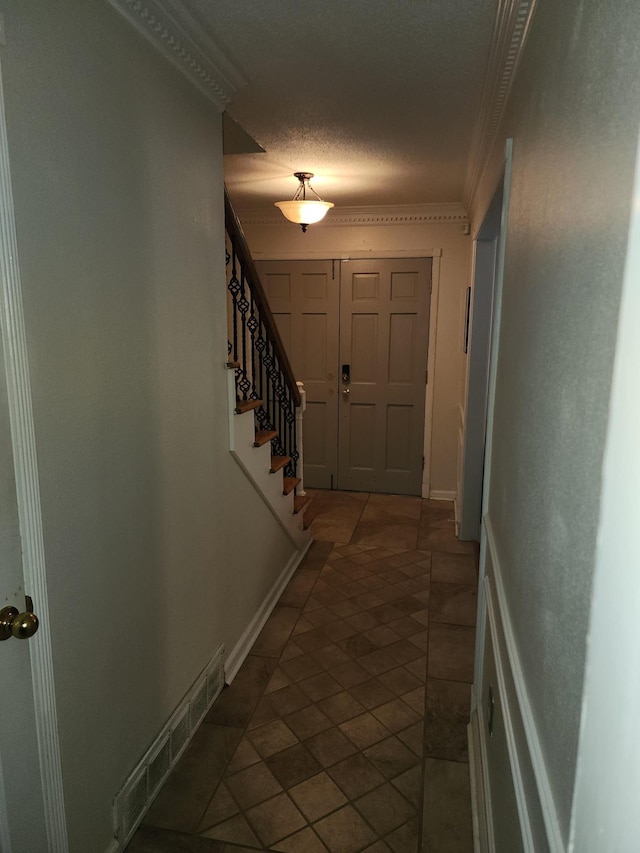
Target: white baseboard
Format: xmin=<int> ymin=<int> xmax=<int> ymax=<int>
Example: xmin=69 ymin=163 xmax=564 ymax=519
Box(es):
xmin=224 ymin=539 xmax=312 ymax=683
xmin=429 ymin=489 xmax=457 ymax=501
xmin=481 ymin=516 xmax=564 ymax=852
xmin=468 ymin=715 xmax=493 ymax=853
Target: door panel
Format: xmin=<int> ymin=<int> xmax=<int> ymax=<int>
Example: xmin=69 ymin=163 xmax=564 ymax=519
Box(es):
xmin=0 ymin=358 xmax=50 ymax=851
xmin=273 ymin=313 xmax=292 ymax=354
xmin=351 ymin=314 xmax=377 ymax=381
xmin=388 ymin=314 xmax=417 ymax=382
xmin=338 ymin=258 xmax=431 ymax=495
xmin=301 ymin=314 xmax=327 ymax=378
xmin=257 ymin=260 xmax=338 ymax=489
xmin=386 ymin=405 xmax=412 ymax=471
xmin=0 ymin=56 xmax=63 ymax=847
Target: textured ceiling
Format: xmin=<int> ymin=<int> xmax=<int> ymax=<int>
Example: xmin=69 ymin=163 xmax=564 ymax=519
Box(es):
xmin=183 ymin=0 xmax=499 ymax=210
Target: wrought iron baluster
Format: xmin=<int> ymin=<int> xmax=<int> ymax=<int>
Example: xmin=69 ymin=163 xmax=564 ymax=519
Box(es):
xmin=248 ymin=289 xmax=259 ymax=400
xmin=278 ymin=356 xmax=284 ymax=457
xmin=228 ymin=241 xmax=240 ymax=364
xmin=289 ymin=389 xmax=295 ymax=478
xmin=257 ymin=316 xmax=265 ymax=404
xmin=264 ymin=339 xmax=271 ymax=430
xmin=225 ymin=189 xmax=303 ymax=484
xmin=271 ymin=345 xmax=277 ymax=441
xmin=237 ymin=272 xmax=250 ymax=400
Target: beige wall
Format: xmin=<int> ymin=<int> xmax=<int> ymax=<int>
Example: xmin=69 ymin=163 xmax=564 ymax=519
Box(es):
xmin=3 ymin=3 xmax=297 ymax=850
xmin=471 ymin=0 xmax=640 ymax=839
xmin=240 ymin=219 xmax=472 ymax=495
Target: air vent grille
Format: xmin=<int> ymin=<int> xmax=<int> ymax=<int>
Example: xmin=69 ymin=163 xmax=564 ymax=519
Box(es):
xmin=113 ymin=644 xmax=225 ymax=850
xmin=190 ymin=677 xmax=208 ymax=730
xmin=147 ymin=733 xmax=171 ymax=800
xmin=170 ymin=704 xmax=190 ymax=762
xmin=119 ymin=767 xmax=147 ymax=842
xmin=208 ymin=647 xmax=225 ymax=702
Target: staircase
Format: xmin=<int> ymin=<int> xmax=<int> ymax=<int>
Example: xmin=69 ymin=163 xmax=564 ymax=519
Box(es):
xmin=225 ymin=190 xmax=312 ymax=546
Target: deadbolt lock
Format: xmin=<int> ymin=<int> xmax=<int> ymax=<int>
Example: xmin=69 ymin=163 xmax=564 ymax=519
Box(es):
xmin=0 ymin=596 xmax=39 ymax=641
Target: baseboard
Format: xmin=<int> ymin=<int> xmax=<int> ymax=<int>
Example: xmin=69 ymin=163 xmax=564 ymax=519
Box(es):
xmin=468 ymin=715 xmax=493 ymax=853
xmin=429 ymin=489 xmax=457 ymax=501
xmin=224 ymin=539 xmax=312 ymax=683
xmin=483 ymin=516 xmax=565 ymax=852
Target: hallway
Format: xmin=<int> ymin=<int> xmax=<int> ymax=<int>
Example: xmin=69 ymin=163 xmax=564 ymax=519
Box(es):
xmin=127 ymin=492 xmax=478 ymax=852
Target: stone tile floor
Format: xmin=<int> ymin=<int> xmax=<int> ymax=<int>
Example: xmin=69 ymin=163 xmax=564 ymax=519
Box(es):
xmin=127 ymin=491 xmax=478 ymax=852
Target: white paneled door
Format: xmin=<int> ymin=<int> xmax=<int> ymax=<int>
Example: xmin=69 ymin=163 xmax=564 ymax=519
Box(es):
xmin=259 ymin=260 xmax=339 ymax=489
xmin=0 ymin=58 xmax=66 ymax=849
xmin=257 ymin=258 xmax=431 ymax=495
xmin=338 ymin=259 xmax=431 ymax=494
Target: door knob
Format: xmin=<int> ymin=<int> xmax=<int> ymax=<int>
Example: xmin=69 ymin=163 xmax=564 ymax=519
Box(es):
xmin=342 ymin=387 xmax=351 ymax=400
xmin=0 ymin=596 xmax=39 ymax=641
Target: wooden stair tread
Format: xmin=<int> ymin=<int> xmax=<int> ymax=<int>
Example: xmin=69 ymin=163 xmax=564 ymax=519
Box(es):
xmin=270 ymin=455 xmax=290 ymax=473
xmin=235 ymin=398 xmax=263 ymax=414
xmin=254 ymin=430 xmax=277 ymax=447
xmin=293 ymin=494 xmax=312 ymax=515
xmin=283 ymin=477 xmax=301 ymax=496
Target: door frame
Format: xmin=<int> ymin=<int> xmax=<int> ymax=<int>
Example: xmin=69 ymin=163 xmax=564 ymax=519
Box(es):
xmin=457 ymin=182 xmax=504 ymax=540
xmin=471 ymin=138 xmax=514 ymax=709
xmin=253 ymin=248 xmax=442 ymax=497
xmin=0 ymin=57 xmax=68 ymax=851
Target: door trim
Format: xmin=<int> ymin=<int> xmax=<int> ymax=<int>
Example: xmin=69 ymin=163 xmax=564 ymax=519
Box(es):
xmin=252 ymin=249 xmax=443 ymax=261
xmin=422 ymin=254 xmax=440 ymax=498
xmin=472 ymin=138 xmax=514 ymax=710
xmin=458 ymin=182 xmax=504 ymax=539
xmin=0 ymin=59 xmax=68 ymax=849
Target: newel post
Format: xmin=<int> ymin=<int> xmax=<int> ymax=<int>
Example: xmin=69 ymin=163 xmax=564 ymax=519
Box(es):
xmin=296 ymin=381 xmax=306 ymax=496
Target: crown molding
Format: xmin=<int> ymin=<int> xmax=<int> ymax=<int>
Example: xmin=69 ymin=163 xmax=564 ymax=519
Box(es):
xmin=238 ymin=202 xmax=469 ymax=228
xmin=463 ymin=0 xmax=538 ymax=209
xmin=106 ymin=0 xmax=246 ymax=111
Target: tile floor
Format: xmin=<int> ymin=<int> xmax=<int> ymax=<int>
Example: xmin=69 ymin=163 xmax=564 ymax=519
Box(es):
xmin=127 ymin=491 xmax=478 ymax=853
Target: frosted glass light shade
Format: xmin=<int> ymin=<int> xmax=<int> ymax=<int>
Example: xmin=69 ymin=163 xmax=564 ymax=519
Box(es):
xmin=274 ymin=199 xmax=334 ymax=225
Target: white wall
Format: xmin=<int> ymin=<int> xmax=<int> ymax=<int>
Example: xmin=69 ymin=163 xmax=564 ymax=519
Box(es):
xmin=2 ymin=3 xmax=297 ymax=851
xmin=470 ymin=0 xmax=640 ymax=845
xmin=569 ymin=115 xmax=640 ymax=853
xmin=240 ymin=219 xmax=471 ymax=495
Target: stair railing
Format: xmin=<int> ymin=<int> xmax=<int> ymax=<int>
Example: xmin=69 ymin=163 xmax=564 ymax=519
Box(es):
xmin=224 ymin=187 xmax=301 ymax=481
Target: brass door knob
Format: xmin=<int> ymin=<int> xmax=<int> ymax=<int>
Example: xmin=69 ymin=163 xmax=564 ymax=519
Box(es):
xmin=0 ymin=603 xmax=39 ymax=641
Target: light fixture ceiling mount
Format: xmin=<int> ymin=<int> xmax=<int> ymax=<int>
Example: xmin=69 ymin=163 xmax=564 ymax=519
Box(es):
xmin=275 ymin=172 xmax=334 ymax=232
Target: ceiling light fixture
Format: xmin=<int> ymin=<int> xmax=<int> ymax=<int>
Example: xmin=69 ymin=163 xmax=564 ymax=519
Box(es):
xmin=275 ymin=172 xmax=334 ymax=232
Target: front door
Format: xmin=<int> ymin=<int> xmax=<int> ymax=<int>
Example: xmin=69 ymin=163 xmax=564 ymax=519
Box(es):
xmin=338 ymin=258 xmax=431 ymax=494
xmin=257 ymin=258 xmax=431 ymax=495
